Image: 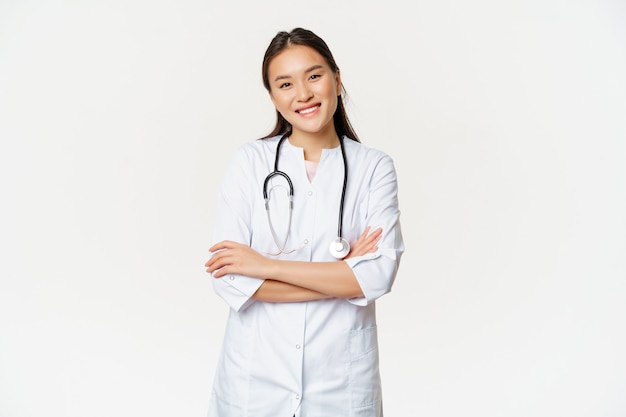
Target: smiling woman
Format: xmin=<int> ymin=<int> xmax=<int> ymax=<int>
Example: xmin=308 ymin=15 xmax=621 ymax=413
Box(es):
xmin=204 ymin=27 xmax=404 ymax=417
xmin=266 ymin=46 xmax=342 ymax=157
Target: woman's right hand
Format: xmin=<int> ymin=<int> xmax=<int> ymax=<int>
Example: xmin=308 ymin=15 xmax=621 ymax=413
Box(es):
xmin=345 ymin=226 xmax=382 ymax=259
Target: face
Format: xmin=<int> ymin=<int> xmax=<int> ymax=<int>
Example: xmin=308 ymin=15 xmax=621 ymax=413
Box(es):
xmin=267 ymin=45 xmax=341 ymax=141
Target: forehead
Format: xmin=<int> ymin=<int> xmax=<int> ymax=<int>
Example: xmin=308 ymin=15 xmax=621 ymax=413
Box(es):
xmin=268 ymin=45 xmax=329 ymax=78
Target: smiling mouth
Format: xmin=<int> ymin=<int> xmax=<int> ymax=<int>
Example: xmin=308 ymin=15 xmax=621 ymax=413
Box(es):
xmin=297 ymin=105 xmax=320 ymax=115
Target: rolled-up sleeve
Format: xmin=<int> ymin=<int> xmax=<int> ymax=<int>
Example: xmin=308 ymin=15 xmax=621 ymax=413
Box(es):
xmin=211 ymin=273 xmax=263 ymax=312
xmin=209 ymin=148 xmax=264 ymax=312
xmin=345 ymin=154 xmax=404 ymax=306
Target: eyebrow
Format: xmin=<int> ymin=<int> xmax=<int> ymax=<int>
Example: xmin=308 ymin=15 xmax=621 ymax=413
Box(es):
xmin=273 ymin=64 xmax=325 ymax=83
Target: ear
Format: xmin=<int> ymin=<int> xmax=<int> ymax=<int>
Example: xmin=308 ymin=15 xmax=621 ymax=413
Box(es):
xmin=335 ymin=69 xmax=342 ymax=94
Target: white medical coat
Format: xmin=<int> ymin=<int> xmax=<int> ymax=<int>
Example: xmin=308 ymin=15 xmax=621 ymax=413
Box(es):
xmin=208 ymin=135 xmax=404 ymax=417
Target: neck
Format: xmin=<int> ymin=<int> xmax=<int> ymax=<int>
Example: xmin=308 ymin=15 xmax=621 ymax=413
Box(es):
xmin=288 ymin=127 xmax=340 ymax=162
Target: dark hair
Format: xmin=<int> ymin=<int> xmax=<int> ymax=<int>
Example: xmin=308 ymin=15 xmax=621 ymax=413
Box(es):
xmin=261 ymin=28 xmax=360 ymax=143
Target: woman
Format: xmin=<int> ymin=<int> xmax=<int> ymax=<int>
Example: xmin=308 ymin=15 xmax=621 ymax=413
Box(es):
xmin=205 ymin=27 xmax=404 ymax=417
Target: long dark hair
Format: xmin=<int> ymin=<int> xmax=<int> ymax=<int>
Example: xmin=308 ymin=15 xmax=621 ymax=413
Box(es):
xmin=261 ymin=28 xmax=360 ymax=143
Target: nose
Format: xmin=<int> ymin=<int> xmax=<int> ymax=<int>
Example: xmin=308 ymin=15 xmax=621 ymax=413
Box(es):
xmin=295 ymin=83 xmax=313 ymax=101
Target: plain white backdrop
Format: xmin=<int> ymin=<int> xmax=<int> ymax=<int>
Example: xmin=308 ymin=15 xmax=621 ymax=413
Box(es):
xmin=1 ymin=0 xmax=625 ymax=416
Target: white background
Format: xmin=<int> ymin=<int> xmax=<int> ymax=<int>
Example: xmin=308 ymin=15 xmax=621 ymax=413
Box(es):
xmin=1 ymin=1 xmax=625 ymax=416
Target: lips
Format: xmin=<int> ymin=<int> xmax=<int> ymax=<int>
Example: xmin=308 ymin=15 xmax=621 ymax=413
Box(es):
xmin=296 ymin=104 xmax=320 ymax=115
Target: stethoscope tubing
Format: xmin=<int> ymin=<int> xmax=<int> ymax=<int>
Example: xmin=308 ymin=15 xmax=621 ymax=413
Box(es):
xmin=337 ymin=134 xmax=347 ymax=239
xmin=263 ymin=133 xmax=349 ymax=258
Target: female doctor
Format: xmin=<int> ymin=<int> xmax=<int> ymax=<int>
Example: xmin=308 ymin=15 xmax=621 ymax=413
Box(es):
xmin=204 ymin=27 xmax=404 ymax=417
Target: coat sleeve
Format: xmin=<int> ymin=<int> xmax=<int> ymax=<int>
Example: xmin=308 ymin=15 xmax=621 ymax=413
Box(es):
xmin=209 ymin=146 xmax=264 ymax=312
xmin=344 ymin=153 xmax=404 ymax=306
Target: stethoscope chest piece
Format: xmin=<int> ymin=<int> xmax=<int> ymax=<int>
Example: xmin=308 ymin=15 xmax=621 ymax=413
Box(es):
xmin=329 ymin=237 xmax=350 ymax=259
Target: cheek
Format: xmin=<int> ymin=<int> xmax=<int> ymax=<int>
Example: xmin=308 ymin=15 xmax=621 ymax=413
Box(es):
xmin=323 ymin=85 xmax=339 ymax=110
xmin=272 ymin=96 xmax=297 ymax=122
xmin=271 ymin=93 xmax=290 ymax=111
xmin=321 ymin=82 xmax=339 ymax=101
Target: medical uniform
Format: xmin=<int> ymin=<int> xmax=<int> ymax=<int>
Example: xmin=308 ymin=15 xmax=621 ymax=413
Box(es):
xmin=208 ymin=135 xmax=404 ymax=417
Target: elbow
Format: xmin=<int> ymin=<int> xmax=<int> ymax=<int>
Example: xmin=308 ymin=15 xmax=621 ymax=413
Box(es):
xmin=339 ymin=285 xmax=365 ymax=300
xmin=351 ymin=255 xmax=400 ymax=304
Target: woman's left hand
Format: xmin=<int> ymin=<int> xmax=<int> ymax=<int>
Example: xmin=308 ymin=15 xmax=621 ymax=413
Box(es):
xmin=205 ymin=240 xmax=271 ymax=279
xmin=345 ymin=226 xmax=382 ymax=259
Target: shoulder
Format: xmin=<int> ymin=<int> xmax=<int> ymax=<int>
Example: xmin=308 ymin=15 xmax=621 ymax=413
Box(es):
xmin=229 ymin=136 xmax=281 ymax=164
xmin=234 ymin=135 xmax=280 ymax=154
xmin=343 ymin=136 xmax=396 ymax=168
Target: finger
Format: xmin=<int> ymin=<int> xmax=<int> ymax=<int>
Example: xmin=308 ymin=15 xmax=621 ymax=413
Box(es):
xmin=208 ymin=240 xmax=240 ymax=253
xmin=368 ymin=227 xmax=383 ymax=239
xmin=206 ymin=251 xmax=235 ymax=272
xmin=358 ymin=228 xmax=381 ymax=247
xmin=352 ymin=227 xmax=373 ymax=249
xmin=363 ymin=228 xmax=382 ymax=245
xmin=210 ymin=266 xmax=228 ymax=278
xmin=359 ymin=226 xmax=381 ymax=243
xmin=205 ymin=251 xmax=223 ymax=268
xmin=358 ymin=226 xmax=372 ymax=239
xmin=206 ymin=264 xmax=228 ymax=277
xmin=207 ymin=260 xmax=228 ymax=275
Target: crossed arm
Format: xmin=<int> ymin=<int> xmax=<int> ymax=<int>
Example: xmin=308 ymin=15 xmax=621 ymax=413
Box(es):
xmin=205 ymin=226 xmax=382 ymax=302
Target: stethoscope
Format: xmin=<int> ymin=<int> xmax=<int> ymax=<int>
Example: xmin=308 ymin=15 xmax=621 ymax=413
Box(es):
xmin=263 ymin=133 xmax=350 ymax=259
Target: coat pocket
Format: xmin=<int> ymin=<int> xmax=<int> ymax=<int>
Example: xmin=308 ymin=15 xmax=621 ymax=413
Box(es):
xmin=347 ymin=327 xmax=382 ymax=410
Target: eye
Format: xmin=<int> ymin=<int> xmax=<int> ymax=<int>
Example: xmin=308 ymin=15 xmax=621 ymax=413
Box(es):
xmin=309 ymin=74 xmax=321 ymax=81
xmin=279 ymin=82 xmax=291 ymax=89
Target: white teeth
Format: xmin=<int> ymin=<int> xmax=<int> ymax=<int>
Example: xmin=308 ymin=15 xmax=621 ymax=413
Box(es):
xmin=299 ymin=106 xmax=318 ymax=115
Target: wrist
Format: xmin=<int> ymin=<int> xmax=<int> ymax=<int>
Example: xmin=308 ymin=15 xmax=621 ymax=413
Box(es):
xmin=264 ymin=258 xmax=280 ymax=281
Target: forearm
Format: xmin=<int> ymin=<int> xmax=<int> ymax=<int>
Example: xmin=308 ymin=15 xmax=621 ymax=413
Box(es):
xmin=207 ymin=240 xmax=370 ymax=300
xmin=252 ymin=279 xmax=332 ymax=302
xmin=265 ymin=260 xmax=364 ymax=299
